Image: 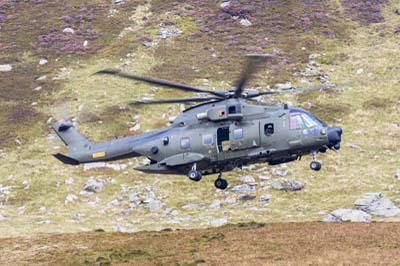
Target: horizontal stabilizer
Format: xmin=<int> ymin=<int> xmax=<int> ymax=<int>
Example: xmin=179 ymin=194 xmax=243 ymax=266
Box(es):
xmin=53 ymin=153 xmax=80 ymax=165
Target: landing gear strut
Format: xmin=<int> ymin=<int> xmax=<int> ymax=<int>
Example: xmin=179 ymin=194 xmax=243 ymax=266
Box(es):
xmin=214 ymin=173 xmax=228 ymax=190
xmin=310 ymin=151 xmax=322 ymax=171
xmin=187 ymin=163 xmax=202 ymax=182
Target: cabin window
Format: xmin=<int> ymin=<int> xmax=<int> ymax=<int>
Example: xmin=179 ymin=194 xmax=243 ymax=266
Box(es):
xmin=233 ymin=128 xmax=243 ymax=140
xmin=163 ymin=136 xmax=169 ymax=146
xmin=264 ymin=123 xmax=274 ymax=135
xmin=180 ymin=137 xmax=190 ymax=149
xmin=202 ymin=134 xmax=213 ymax=145
xmin=289 ymin=113 xmax=305 ymax=130
xmin=228 ymin=104 xmax=241 ymax=114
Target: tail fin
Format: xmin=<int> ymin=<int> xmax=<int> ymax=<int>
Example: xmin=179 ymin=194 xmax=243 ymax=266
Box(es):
xmin=52 ymin=120 xmax=91 ymax=147
xmin=52 ymin=120 xmax=91 ymax=165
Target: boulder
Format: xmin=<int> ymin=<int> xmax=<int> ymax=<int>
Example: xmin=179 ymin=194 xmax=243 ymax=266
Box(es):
xmin=0 ymin=64 xmax=12 ymax=72
xmin=355 ymin=193 xmax=400 ymax=217
xmin=39 ymin=59 xmax=48 ymax=65
xmin=209 ymin=217 xmax=228 ymax=227
xmin=238 ymin=194 xmax=256 ymax=201
xmin=270 ymin=179 xmax=304 ymax=191
xmin=65 ymin=178 xmax=74 ymax=185
xmin=323 ymin=208 xmax=371 ymax=222
xmin=273 ymin=168 xmax=288 ymax=177
xmin=239 ymin=176 xmax=255 ymax=183
xmin=231 ymin=184 xmax=256 ymax=193
xmin=182 ymin=203 xmax=204 ymax=210
xmin=240 ymin=19 xmax=252 ymax=26
xmin=62 ymin=27 xmax=75 ymax=34
xmin=147 ymin=199 xmax=163 ymax=213
xmin=260 ymin=194 xmax=272 ymax=204
xmin=83 ymin=178 xmax=105 ymax=193
xmin=209 ymin=200 xmax=221 ymax=209
xmin=65 ymin=194 xmax=78 ymax=205
xmin=224 ymin=196 xmax=236 ymax=204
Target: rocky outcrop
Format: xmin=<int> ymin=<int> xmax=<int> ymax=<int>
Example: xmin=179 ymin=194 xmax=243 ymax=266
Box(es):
xmin=323 ymin=209 xmax=371 ymax=222
xmin=355 ymin=193 xmax=400 ymax=217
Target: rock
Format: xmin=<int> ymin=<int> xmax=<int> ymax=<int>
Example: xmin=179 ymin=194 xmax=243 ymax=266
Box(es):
xmin=220 ymin=1 xmax=230 ymax=8
xmin=83 ymin=178 xmax=105 ymax=193
xmin=0 ymin=214 xmax=5 ymax=221
xmin=271 ymin=179 xmax=304 ymax=191
xmin=323 ymin=208 xmax=371 ymax=222
xmin=109 ymin=198 xmax=120 ymax=206
xmin=0 ymin=64 xmax=12 ymax=72
xmin=147 ymin=199 xmax=163 ymax=212
xmin=182 ymin=203 xmax=204 ymax=210
xmin=114 ymin=225 xmax=132 ymax=233
xmin=62 ymin=27 xmax=75 ymax=34
xmin=355 ymin=193 xmax=400 ymax=217
xmin=128 ymin=192 xmax=140 ymax=204
xmin=240 ymin=19 xmax=252 ymax=26
xmin=270 ymin=180 xmax=284 ymax=190
xmin=33 ymin=86 xmax=42 ymax=91
xmin=209 ymin=200 xmax=221 ymax=209
xmin=83 ymin=40 xmax=88 ymax=47
xmin=231 ymin=184 xmax=256 ymax=193
xmin=39 ymin=59 xmax=48 ymax=65
xmin=84 ymin=162 xmax=127 ymax=171
xmin=65 ymin=178 xmax=74 ymax=185
xmin=158 ymin=26 xmax=182 ymax=39
xmin=260 ymin=194 xmax=272 ymax=204
xmin=238 ymin=194 xmax=256 ymax=201
xmin=356 ymin=68 xmax=364 ymax=74
xmin=239 ymin=176 xmax=255 ymax=183
xmin=209 ymin=218 xmax=228 ymax=227
xmin=65 ymin=194 xmax=78 ymax=205
xmin=36 ymin=75 xmax=47 ymax=81
xmin=395 ymin=168 xmax=400 ymax=180
xmin=259 ymin=175 xmax=270 ymax=181
xmin=72 ymin=213 xmax=84 ymax=221
xmin=164 ymin=208 xmax=178 ymax=216
xmin=273 ymin=168 xmax=288 ymax=177
xmin=224 ymin=196 xmax=236 ymax=204
xmin=129 ymin=124 xmax=141 ymax=132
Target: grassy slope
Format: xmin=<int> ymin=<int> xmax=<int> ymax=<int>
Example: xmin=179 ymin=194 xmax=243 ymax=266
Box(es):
xmin=0 ymin=0 xmax=399 ymax=238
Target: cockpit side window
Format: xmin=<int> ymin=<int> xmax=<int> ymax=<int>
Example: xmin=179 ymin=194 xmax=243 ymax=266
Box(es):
xmin=301 ymin=114 xmax=317 ymax=128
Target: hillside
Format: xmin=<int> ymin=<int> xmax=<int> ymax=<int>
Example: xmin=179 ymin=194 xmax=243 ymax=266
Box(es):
xmin=0 ymin=0 xmax=399 ymax=250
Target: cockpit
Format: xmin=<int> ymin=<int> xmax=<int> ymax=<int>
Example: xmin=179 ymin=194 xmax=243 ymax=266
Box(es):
xmin=289 ymin=109 xmax=326 ymax=130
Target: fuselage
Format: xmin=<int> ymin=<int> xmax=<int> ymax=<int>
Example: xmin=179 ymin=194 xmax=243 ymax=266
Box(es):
xmin=55 ymin=99 xmax=342 ymax=175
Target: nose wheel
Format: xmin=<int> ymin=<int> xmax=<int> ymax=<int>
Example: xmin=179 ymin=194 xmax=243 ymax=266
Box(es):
xmin=214 ymin=173 xmax=228 ymax=190
xmin=310 ymin=151 xmax=322 ymax=171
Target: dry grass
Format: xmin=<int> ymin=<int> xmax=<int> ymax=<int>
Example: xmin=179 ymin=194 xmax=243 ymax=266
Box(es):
xmin=0 ymin=0 xmax=399 ymax=240
xmin=0 ymin=222 xmax=399 ymax=265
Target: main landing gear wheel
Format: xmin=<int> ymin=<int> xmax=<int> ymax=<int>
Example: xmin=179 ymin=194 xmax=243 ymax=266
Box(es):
xmin=310 ymin=161 xmax=321 ymax=171
xmin=188 ymin=170 xmax=202 ymax=182
xmin=214 ymin=178 xmax=228 ymax=190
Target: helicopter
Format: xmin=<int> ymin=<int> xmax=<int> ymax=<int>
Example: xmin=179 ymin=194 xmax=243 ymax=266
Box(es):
xmin=52 ymin=54 xmax=342 ymax=190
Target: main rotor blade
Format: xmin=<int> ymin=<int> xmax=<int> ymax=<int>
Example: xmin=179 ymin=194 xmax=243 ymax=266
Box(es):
xmin=129 ymin=96 xmax=222 ymax=105
xmin=234 ymin=54 xmax=273 ymax=97
xmin=96 ymin=69 xmax=225 ymax=97
xmin=246 ymin=84 xmax=337 ymax=98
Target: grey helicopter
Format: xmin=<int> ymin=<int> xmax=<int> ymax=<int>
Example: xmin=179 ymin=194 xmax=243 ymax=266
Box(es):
xmin=52 ymin=54 xmax=342 ymax=190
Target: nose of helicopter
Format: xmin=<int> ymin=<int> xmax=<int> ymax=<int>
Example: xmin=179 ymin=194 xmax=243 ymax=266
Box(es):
xmin=327 ymin=126 xmax=342 ymax=150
